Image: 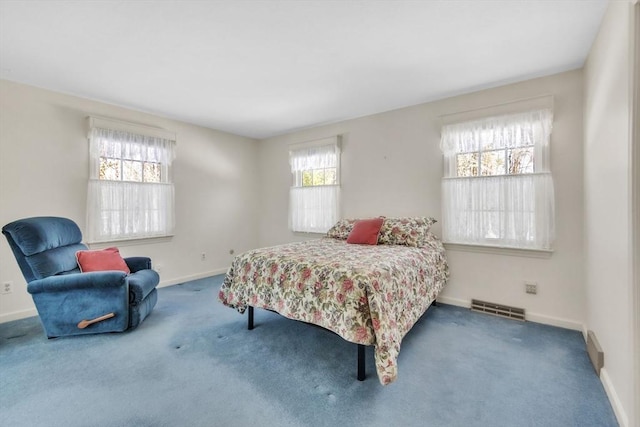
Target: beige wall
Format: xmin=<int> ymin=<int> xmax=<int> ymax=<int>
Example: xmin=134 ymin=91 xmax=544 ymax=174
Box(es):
xmin=583 ymin=1 xmax=636 ymax=426
xmin=259 ymin=69 xmax=586 ymax=331
xmin=1 ymin=7 xmax=636 ymax=422
xmin=0 ymin=79 xmax=260 ymax=321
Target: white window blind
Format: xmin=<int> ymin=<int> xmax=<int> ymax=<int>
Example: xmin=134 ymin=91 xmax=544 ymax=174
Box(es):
xmin=86 ymin=117 xmax=176 ymax=243
xmin=440 ymin=109 xmax=555 ymax=250
xmin=289 ymin=137 xmax=340 ymax=233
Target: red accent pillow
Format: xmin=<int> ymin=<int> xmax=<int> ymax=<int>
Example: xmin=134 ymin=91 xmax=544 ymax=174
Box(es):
xmin=76 ymin=247 xmax=130 ymax=274
xmin=346 ymin=218 xmax=384 ymax=245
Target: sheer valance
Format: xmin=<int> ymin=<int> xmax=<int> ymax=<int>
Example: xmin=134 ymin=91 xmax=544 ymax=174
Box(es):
xmin=289 ymin=138 xmax=339 ymax=172
xmin=440 ymin=109 xmax=553 ymax=156
xmin=90 ymin=128 xmax=176 ymax=164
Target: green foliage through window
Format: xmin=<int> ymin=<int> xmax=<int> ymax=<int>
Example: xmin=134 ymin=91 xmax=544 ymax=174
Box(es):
xmin=300 ymin=167 xmax=337 ymax=187
xmin=99 ymin=157 xmax=161 ymax=183
xmin=456 ymin=147 xmax=534 ymax=177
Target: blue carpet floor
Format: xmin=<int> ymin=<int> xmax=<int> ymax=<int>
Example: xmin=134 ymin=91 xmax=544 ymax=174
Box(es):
xmin=0 ymin=275 xmax=617 ymax=427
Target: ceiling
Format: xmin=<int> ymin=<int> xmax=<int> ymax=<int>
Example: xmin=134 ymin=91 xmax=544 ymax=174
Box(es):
xmin=0 ymin=1 xmax=608 ymax=139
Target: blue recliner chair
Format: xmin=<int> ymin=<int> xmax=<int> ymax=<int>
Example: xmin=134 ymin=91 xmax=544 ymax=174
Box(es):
xmin=2 ymin=216 xmax=159 ymax=338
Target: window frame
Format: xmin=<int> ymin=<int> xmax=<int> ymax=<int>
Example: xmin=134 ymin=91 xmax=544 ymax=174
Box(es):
xmin=86 ymin=116 xmax=176 ymax=243
xmin=288 ymin=136 xmax=341 ymax=234
xmin=99 ymin=155 xmax=163 ymax=183
xmin=440 ymin=108 xmax=554 ymax=252
xmin=294 ymin=166 xmax=338 ymax=188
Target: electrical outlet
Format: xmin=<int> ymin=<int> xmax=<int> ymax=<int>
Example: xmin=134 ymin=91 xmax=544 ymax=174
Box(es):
xmin=201 ymin=253 xmax=206 ymax=261
xmin=1 ymin=281 xmax=13 ymax=295
xmin=525 ymin=282 xmax=538 ymax=295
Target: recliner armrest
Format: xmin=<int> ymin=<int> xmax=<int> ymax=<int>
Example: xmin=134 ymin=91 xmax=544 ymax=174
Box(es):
xmin=127 ymin=269 xmax=160 ymax=305
xmin=27 ymin=271 xmax=127 ymax=294
xmin=124 ymin=257 xmax=152 ymax=273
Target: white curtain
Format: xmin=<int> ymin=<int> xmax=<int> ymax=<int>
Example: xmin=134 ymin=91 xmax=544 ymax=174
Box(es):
xmin=289 ymin=143 xmax=337 ymax=173
xmin=440 ymin=110 xmax=553 ymax=155
xmin=87 ymin=126 xmax=176 ymax=243
xmin=289 ymin=139 xmax=340 ymax=233
xmin=289 ymin=185 xmax=340 ymax=233
xmin=89 ymin=127 xmax=175 ymax=178
xmin=441 ymin=174 xmax=554 ymax=249
xmin=440 ymin=109 xmax=555 ymax=250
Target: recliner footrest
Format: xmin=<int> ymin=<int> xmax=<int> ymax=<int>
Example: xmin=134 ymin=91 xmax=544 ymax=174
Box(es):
xmin=129 ymin=288 xmax=158 ymax=329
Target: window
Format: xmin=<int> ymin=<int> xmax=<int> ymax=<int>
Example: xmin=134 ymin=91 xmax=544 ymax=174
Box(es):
xmin=86 ymin=117 xmax=176 ymax=243
xmin=289 ymin=137 xmax=340 ymax=233
xmin=440 ymin=109 xmax=554 ymax=250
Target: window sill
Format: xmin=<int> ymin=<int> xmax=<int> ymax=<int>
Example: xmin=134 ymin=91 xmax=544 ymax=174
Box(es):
xmin=443 ymin=242 xmax=553 ymax=259
xmin=88 ymin=235 xmax=174 ymax=249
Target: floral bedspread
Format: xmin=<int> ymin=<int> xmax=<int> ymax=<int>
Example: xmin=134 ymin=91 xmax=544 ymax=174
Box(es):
xmin=218 ymin=236 xmax=449 ymax=385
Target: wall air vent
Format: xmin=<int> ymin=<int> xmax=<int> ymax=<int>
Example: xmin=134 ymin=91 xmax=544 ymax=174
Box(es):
xmin=470 ymin=299 xmax=525 ymax=321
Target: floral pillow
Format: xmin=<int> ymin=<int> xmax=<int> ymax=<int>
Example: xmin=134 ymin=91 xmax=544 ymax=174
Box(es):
xmin=378 ymin=217 xmax=437 ymax=247
xmin=326 ymin=219 xmax=358 ymax=239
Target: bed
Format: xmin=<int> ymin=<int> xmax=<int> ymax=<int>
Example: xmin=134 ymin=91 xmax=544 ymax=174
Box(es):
xmin=218 ymin=217 xmax=449 ymax=385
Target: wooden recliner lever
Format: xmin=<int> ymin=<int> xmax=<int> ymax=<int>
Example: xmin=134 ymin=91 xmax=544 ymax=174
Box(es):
xmin=77 ymin=312 xmax=115 ymax=329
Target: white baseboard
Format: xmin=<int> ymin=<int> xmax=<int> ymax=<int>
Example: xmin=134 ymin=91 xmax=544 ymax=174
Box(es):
xmin=600 ymin=367 xmax=629 ymax=427
xmin=436 ymin=295 xmax=470 ymax=308
xmin=158 ymin=268 xmax=227 ymax=288
xmin=0 ymin=307 xmax=38 ymax=323
xmin=525 ymin=311 xmax=583 ymax=331
xmin=0 ymin=268 xmax=229 ymax=324
xmin=436 ymin=296 xmax=582 ymax=331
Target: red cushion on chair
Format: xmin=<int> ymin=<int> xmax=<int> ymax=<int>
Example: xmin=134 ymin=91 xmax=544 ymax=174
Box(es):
xmin=76 ymin=247 xmax=130 ymax=274
xmin=346 ymin=218 xmax=384 ymax=245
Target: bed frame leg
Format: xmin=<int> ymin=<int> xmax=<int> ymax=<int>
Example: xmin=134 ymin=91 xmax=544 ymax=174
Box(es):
xmin=357 ymin=344 xmax=365 ymax=381
xmin=248 ymin=306 xmax=254 ymax=330
xmin=433 ymin=300 xmax=438 ymax=307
